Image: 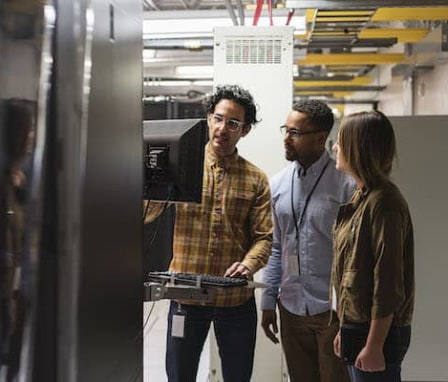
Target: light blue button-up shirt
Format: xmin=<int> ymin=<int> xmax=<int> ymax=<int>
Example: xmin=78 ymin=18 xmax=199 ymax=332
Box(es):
xmin=261 ymin=151 xmax=355 ymax=316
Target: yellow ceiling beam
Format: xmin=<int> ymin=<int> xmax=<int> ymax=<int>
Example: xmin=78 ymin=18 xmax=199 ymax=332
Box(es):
xmin=306 ymin=9 xmax=316 ymax=23
xmin=317 ymin=10 xmax=374 ymax=17
xmin=312 ymin=31 xmax=357 ymax=36
xmin=359 ymin=28 xmax=429 ymax=43
xmin=372 ymin=7 xmax=448 ymax=21
xmin=315 ymin=16 xmax=371 ymax=22
xmin=326 ymin=67 xmax=361 ymax=71
xmin=294 ymin=10 xmax=316 ymax=39
xmin=332 ymin=92 xmax=353 ymax=98
xmin=294 ymin=77 xmax=372 ymax=87
xmin=298 ymin=53 xmax=405 ymax=66
xmin=295 ymin=91 xmax=353 ymax=97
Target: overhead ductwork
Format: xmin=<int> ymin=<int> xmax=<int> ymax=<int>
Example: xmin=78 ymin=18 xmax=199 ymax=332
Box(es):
xmin=408 ymin=22 xmax=448 ymax=66
xmin=393 ymin=22 xmax=448 ymax=77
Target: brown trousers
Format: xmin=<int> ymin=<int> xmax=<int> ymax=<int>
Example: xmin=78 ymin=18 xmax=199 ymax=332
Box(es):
xmin=279 ymin=304 xmax=350 ymax=382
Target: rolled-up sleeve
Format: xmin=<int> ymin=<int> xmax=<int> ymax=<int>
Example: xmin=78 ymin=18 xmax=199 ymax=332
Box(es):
xmin=241 ymin=173 xmax=273 ymax=274
xmin=260 ymin=205 xmax=282 ymax=310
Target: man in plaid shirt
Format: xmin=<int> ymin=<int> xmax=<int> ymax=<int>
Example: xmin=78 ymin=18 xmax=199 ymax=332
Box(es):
xmin=158 ymin=84 xmax=273 ymax=382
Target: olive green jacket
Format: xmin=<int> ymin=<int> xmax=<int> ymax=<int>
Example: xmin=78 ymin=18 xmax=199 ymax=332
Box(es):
xmin=331 ymin=182 xmax=414 ymax=326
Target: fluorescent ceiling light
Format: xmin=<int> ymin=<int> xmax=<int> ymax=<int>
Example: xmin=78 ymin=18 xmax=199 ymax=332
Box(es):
xmin=144 ymin=18 xmax=232 ymax=37
xmin=143 ymin=16 xmax=306 ymax=38
xmin=144 ymin=80 xmax=192 ymax=87
xmin=193 ymin=80 xmax=213 ymax=86
xmin=175 ymin=65 xmax=214 ymax=77
xmin=183 ymin=39 xmax=202 ymax=49
xmin=293 ymin=65 xmax=299 ymax=77
xmin=144 ymin=80 xmax=213 ymax=87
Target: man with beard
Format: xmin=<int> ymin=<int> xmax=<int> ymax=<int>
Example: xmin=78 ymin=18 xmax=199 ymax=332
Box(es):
xmin=260 ymin=100 xmax=355 ymax=382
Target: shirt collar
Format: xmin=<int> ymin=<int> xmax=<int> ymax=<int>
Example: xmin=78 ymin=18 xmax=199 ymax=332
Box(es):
xmin=205 ymin=142 xmax=238 ymax=170
xmin=295 ymin=150 xmax=330 ymax=178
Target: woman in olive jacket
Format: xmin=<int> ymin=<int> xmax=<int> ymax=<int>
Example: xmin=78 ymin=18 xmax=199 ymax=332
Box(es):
xmin=331 ymin=110 xmax=414 ymax=382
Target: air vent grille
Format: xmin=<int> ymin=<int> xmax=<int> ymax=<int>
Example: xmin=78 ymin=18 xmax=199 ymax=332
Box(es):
xmin=225 ymin=39 xmax=283 ymax=64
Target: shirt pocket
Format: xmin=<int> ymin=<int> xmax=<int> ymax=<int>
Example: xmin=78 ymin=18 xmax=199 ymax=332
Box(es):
xmin=225 ymin=188 xmax=255 ymax=224
xmin=342 ymin=269 xmax=367 ymax=322
xmin=309 ymin=197 xmax=339 ymax=235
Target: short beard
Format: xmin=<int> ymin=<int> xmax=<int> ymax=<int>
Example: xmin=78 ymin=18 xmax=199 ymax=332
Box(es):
xmin=285 ymin=151 xmax=296 ymax=162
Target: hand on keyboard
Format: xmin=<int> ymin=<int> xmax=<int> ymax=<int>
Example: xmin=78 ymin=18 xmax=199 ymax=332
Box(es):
xmin=147 ymin=271 xmax=249 ymax=288
xmin=224 ymin=261 xmax=251 ymax=279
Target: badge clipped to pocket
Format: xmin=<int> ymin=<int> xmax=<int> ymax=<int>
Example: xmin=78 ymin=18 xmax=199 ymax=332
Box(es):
xmin=171 ymin=303 xmax=186 ymax=338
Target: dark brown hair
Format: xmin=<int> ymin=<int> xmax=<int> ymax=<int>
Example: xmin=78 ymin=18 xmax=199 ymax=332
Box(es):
xmin=339 ymin=110 xmax=396 ymax=189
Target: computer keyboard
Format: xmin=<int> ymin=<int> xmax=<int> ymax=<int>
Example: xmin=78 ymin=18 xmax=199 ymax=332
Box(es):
xmin=147 ymin=271 xmax=248 ymax=288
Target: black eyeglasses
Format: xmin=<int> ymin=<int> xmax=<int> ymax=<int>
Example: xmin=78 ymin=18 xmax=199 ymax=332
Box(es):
xmin=210 ymin=113 xmax=246 ymax=131
xmin=280 ymin=125 xmax=326 ymax=139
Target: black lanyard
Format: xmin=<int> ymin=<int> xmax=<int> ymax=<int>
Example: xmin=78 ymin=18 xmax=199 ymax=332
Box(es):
xmin=290 ymin=159 xmax=330 ymax=239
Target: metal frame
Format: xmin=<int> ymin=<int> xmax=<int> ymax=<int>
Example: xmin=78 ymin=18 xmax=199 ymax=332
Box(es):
xmin=286 ymin=0 xmax=448 ymax=8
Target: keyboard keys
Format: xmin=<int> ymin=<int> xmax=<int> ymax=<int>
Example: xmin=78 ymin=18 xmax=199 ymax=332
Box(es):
xmin=147 ymin=271 xmax=248 ymax=288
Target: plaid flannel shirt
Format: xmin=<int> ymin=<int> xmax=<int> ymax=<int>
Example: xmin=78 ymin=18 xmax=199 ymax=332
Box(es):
xmin=169 ymin=143 xmax=273 ymax=306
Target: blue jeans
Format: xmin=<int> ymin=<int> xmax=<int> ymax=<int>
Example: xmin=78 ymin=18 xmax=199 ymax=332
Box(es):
xmin=347 ymin=326 xmax=411 ymax=382
xmin=166 ymin=297 xmax=257 ymax=382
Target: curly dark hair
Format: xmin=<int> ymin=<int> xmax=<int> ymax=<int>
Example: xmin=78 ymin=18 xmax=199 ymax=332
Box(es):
xmin=203 ymin=84 xmax=260 ymax=126
xmin=292 ymin=99 xmax=334 ymax=133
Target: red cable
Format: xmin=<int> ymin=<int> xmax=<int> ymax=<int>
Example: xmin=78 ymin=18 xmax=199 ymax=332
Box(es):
xmin=253 ymin=0 xmax=263 ymax=26
xmin=286 ymin=9 xmax=295 ymax=25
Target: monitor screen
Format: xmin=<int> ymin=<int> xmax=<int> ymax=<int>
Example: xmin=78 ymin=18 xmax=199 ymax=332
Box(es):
xmin=143 ymin=118 xmax=207 ymax=203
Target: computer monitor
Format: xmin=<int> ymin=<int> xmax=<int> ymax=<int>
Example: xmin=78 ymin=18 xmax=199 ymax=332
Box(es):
xmin=143 ymin=118 xmax=207 ymax=203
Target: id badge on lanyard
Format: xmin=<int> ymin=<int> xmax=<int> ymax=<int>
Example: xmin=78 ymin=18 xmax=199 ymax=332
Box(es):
xmin=287 ymin=255 xmax=300 ymax=276
xmin=171 ymin=302 xmax=186 ymax=338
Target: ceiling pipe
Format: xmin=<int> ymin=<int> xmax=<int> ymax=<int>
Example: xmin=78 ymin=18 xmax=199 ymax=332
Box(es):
xmin=189 ymin=0 xmax=202 ymax=9
xmin=295 ymin=85 xmax=386 ymax=91
xmin=224 ymin=0 xmax=239 ymax=26
xmin=236 ymin=0 xmax=245 ymax=26
xmin=178 ymin=0 xmax=190 ymax=10
xmin=145 ymin=0 xmax=160 ymax=11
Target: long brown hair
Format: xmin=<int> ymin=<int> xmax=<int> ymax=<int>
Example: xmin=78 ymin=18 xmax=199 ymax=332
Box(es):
xmin=339 ymin=110 xmax=396 ymax=189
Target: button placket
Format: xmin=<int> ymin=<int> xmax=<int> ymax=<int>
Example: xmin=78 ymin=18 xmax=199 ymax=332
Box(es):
xmin=210 ymin=167 xmax=224 ymax=256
